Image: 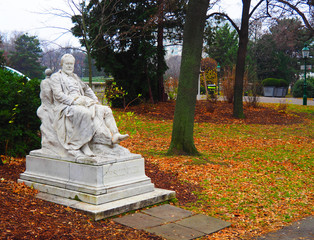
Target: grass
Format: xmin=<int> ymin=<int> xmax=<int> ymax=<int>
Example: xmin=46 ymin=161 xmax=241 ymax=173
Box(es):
xmin=115 ymin=103 xmax=313 ymax=239
xmin=81 ymin=76 xmax=113 ymax=83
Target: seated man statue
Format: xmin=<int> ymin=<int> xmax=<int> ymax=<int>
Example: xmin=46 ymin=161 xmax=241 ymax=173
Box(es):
xmin=35 ymin=53 xmax=129 ymax=160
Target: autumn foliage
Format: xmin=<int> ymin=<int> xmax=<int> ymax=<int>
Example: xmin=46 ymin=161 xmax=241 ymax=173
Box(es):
xmin=1 ymin=101 xmax=313 ymax=239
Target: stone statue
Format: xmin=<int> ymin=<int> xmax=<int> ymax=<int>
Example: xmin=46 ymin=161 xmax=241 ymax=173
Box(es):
xmin=20 ymin=54 xmax=175 ymax=216
xmin=33 ymin=54 xmax=129 ymax=161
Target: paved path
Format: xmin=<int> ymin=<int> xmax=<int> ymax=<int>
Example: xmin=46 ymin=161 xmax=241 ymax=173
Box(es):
xmin=114 ymin=205 xmax=313 ymax=240
xmin=114 ymin=204 xmax=231 ymax=240
xmin=255 ymin=216 xmax=313 ymax=240
xmin=114 ymin=204 xmax=313 ymax=239
xmin=256 ymin=96 xmax=314 ymax=106
xmin=211 ymin=95 xmax=314 ymax=106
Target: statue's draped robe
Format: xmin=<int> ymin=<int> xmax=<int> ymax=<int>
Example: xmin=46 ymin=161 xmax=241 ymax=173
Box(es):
xmin=35 ymin=70 xmax=129 ymax=158
xmin=50 ymin=71 xmax=99 ymax=150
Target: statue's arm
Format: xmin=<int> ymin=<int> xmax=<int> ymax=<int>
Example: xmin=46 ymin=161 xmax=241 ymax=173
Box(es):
xmin=79 ymin=80 xmax=99 ymax=102
xmin=50 ymin=73 xmax=75 ymax=106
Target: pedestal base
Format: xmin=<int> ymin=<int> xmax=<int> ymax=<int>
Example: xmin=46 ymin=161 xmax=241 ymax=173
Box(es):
xmin=18 ymin=153 xmax=175 ymax=220
xmin=36 ymin=188 xmax=175 ymax=220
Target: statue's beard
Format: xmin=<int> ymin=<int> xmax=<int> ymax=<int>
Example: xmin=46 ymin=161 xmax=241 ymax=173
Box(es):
xmin=64 ymin=69 xmax=74 ymax=75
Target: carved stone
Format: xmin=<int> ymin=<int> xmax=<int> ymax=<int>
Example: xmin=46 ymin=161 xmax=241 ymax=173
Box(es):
xmin=18 ymin=54 xmax=175 ymax=220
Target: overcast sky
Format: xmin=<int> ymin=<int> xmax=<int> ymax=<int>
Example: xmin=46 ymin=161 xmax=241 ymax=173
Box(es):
xmin=0 ymin=0 xmax=81 ymax=48
xmin=0 ymin=0 xmax=244 ymax=51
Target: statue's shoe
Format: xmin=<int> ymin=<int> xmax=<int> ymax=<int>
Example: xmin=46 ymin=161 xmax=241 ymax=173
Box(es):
xmin=68 ymin=149 xmax=86 ymax=159
xmin=112 ymin=133 xmax=129 ymax=144
xmin=81 ymin=144 xmax=95 ymax=157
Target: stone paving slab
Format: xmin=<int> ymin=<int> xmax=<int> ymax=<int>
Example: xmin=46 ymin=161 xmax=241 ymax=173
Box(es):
xmin=142 ymin=204 xmax=194 ymax=222
xmin=145 ymin=223 xmax=205 ymax=240
xmin=114 ymin=212 xmax=166 ymax=229
xmin=176 ymin=214 xmax=231 ymax=235
xmin=113 ymin=204 xmax=231 ymax=240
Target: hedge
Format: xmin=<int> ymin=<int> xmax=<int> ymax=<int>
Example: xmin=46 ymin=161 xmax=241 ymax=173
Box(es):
xmin=0 ymin=68 xmax=41 ymax=157
xmin=261 ymin=78 xmax=289 ymax=87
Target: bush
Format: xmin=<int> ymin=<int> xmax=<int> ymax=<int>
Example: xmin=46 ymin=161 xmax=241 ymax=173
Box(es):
xmin=244 ymin=82 xmax=261 ymax=108
xmin=104 ymin=80 xmax=127 ymax=107
xmin=279 ymin=79 xmax=289 ymax=87
xmin=292 ymin=77 xmax=314 ymax=98
xmin=0 ymin=68 xmax=41 ymax=157
xmin=261 ymin=78 xmax=288 ymax=87
xmin=200 ymin=86 xmax=206 ymax=94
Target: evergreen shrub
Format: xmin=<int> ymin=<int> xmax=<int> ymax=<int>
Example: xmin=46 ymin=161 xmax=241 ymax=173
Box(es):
xmin=0 ymin=68 xmax=41 ymax=157
xmin=261 ymin=78 xmax=288 ymax=87
xmin=292 ymin=77 xmax=314 ymax=98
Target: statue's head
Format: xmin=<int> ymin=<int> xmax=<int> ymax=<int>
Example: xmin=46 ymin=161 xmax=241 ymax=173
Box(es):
xmin=61 ymin=54 xmax=75 ymax=75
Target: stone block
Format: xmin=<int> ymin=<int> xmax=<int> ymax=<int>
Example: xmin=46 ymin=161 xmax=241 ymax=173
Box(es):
xmin=19 ymin=153 xmax=175 ymax=208
xmin=36 ymin=188 xmax=175 ymax=221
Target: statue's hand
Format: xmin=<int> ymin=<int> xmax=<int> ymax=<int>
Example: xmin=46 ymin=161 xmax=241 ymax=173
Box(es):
xmin=73 ymin=96 xmax=86 ymax=106
xmin=74 ymin=96 xmax=97 ymax=107
xmin=85 ymin=97 xmax=97 ymax=107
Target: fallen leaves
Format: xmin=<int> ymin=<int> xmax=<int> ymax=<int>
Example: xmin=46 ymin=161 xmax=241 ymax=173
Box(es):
xmin=118 ymin=101 xmax=313 ymax=239
xmin=0 ymin=101 xmax=313 ymax=239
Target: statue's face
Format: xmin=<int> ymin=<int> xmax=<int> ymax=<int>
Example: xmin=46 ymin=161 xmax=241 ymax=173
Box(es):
xmin=62 ymin=57 xmax=75 ymax=75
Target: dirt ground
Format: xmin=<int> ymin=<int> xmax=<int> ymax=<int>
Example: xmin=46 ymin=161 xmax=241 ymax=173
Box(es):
xmin=0 ymin=101 xmax=309 ymax=239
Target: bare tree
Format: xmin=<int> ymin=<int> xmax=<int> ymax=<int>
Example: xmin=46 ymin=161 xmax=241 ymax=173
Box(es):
xmin=207 ymin=0 xmax=313 ymax=118
xmin=269 ymin=0 xmax=313 ymax=37
xmin=43 ymin=0 xmax=123 ymax=87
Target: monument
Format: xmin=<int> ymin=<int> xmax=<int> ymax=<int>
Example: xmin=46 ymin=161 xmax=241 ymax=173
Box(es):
xmin=18 ymin=54 xmax=175 ymax=220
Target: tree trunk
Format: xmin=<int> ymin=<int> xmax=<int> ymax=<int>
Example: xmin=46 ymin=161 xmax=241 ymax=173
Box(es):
xmin=87 ymin=51 xmax=93 ymax=88
xmin=233 ymin=0 xmax=250 ymax=119
xmin=146 ymin=66 xmax=155 ymax=104
xmin=167 ymin=0 xmax=209 ymax=155
xmin=157 ymin=0 xmax=167 ymax=102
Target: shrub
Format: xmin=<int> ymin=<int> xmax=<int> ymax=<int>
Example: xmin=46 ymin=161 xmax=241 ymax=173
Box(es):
xmin=221 ymin=66 xmax=249 ymax=103
xmin=292 ymin=77 xmax=314 ymax=98
xmin=0 ymin=68 xmax=41 ymax=157
xmin=261 ymin=78 xmax=288 ymax=87
xmin=200 ymin=86 xmax=206 ymax=94
xmin=244 ymin=82 xmax=261 ymax=108
xmin=164 ymin=77 xmax=178 ymax=100
xmin=221 ymin=71 xmax=234 ymax=103
xmin=104 ymin=80 xmax=127 ymax=107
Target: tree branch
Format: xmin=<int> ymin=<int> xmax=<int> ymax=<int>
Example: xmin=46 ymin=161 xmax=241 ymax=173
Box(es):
xmin=249 ymin=0 xmax=265 ymax=18
xmin=207 ymin=12 xmax=240 ymax=34
xmin=276 ymin=0 xmax=314 ymax=36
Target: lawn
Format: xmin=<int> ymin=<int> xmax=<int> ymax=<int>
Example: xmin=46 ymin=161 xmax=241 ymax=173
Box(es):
xmin=117 ymin=101 xmax=313 ymax=239
xmin=1 ymin=101 xmax=313 ymax=239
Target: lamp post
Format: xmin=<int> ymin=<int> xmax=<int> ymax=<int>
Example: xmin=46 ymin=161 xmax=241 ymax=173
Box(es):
xmin=217 ymin=63 xmax=221 ymax=95
xmin=302 ymin=44 xmax=310 ymax=106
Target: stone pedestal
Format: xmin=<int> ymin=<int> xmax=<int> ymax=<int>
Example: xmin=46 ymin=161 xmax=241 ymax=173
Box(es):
xmin=18 ymin=152 xmax=175 ymax=220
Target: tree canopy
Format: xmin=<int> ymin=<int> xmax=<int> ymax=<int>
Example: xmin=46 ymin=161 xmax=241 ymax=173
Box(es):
xmin=253 ymin=18 xmax=311 ymax=83
xmin=204 ymin=23 xmax=238 ymax=69
xmin=9 ymin=34 xmax=44 ymax=79
xmin=71 ymin=0 xmax=187 ymax=106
